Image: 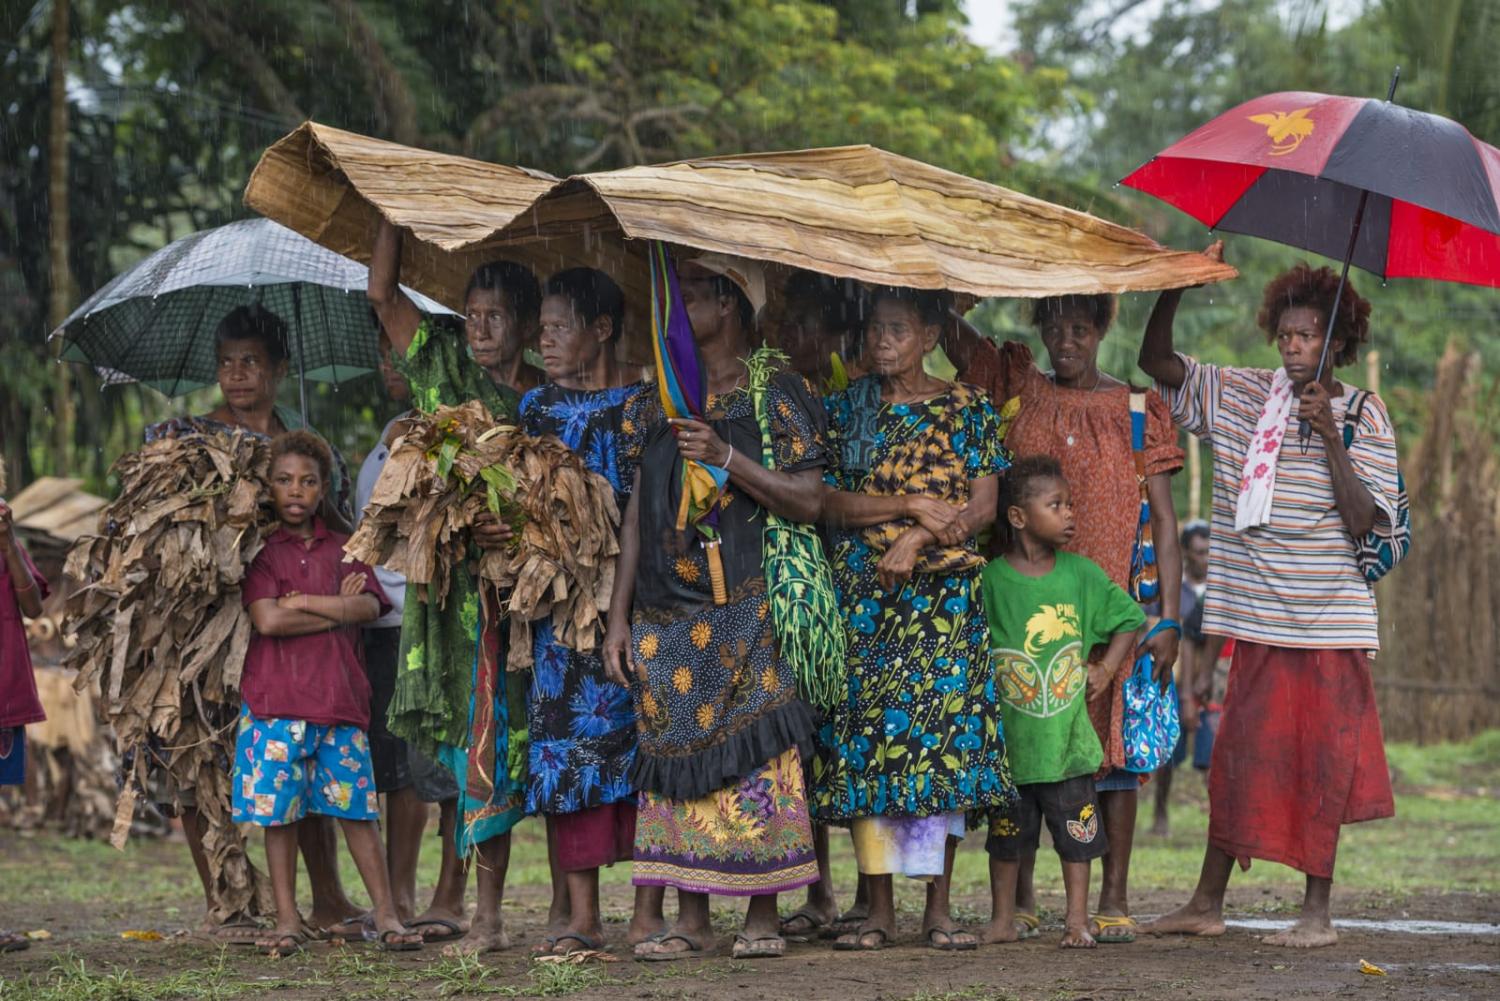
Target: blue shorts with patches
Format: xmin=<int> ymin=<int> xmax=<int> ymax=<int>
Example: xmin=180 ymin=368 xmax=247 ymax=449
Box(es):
xmin=231 ymin=707 xmax=379 ymax=826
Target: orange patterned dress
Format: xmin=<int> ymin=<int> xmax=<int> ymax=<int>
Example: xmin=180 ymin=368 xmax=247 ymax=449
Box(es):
xmin=964 ymin=340 xmax=1183 ymax=772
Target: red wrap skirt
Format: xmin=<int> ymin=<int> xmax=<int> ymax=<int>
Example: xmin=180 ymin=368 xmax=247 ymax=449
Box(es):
xmin=1208 ymin=641 xmax=1394 ymax=879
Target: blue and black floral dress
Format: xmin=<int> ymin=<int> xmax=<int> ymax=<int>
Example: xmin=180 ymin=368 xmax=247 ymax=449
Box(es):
xmin=519 ymin=383 xmax=644 ymax=816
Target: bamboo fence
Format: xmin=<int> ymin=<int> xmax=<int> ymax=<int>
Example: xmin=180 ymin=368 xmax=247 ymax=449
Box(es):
xmin=1374 ymin=342 xmax=1500 ymax=743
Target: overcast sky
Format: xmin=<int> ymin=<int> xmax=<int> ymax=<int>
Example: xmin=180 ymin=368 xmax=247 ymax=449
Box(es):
xmin=963 ymin=2 xmax=1014 ymax=50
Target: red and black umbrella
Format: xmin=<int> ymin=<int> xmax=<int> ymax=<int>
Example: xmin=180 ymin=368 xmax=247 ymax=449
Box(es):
xmin=1123 ymin=75 xmax=1499 ymax=440
xmin=1122 ymin=83 xmax=1500 ymax=289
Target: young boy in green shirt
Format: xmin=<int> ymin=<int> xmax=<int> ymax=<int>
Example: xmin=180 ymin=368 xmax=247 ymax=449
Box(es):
xmin=978 ymin=457 xmax=1145 ymax=948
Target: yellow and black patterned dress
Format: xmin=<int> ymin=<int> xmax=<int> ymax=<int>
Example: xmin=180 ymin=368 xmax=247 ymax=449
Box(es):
xmin=622 ymin=373 xmax=827 ymax=896
xmin=812 ymin=378 xmax=1016 ymax=829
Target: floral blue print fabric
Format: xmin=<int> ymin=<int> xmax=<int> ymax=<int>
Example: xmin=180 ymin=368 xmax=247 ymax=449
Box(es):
xmin=811 ymin=381 xmax=1017 ymax=823
xmin=518 ymin=382 xmax=644 ymax=815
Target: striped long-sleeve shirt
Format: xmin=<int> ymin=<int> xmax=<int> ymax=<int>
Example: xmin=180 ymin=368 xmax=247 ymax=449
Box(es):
xmin=1159 ymin=354 xmax=1400 ymax=651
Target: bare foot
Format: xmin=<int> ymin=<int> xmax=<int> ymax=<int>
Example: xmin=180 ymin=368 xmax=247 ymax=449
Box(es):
xmin=1149 ymin=818 xmax=1170 ymax=837
xmin=976 ymin=917 xmax=1020 ymax=945
xmin=1059 ymin=923 xmax=1097 ymax=949
xmin=1262 ymin=920 xmax=1338 ymax=949
xmin=1144 ymin=902 xmax=1226 ymax=938
xmin=443 ymin=915 xmax=509 ymax=956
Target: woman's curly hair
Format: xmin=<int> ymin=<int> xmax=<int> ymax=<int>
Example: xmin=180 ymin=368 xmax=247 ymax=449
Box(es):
xmin=1256 ymin=263 xmax=1371 ymax=368
xmin=1030 ymin=294 xmax=1119 ymax=335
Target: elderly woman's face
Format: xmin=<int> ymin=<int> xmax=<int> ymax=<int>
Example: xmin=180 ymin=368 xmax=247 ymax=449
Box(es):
xmin=1038 ymin=304 xmax=1104 ymax=383
xmin=465 ymin=287 xmax=523 ymax=369
xmin=216 ymin=337 xmax=284 ymax=411
xmin=864 ymin=298 xmax=936 ymax=379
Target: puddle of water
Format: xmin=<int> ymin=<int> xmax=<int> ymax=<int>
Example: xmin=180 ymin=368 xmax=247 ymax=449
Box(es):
xmin=1226 ymin=917 xmax=1500 ymax=936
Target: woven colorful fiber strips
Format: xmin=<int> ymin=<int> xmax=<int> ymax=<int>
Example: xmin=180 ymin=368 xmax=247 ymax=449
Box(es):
xmin=747 ymin=346 xmax=846 ymax=714
xmin=1126 ymin=391 xmax=1159 ymax=603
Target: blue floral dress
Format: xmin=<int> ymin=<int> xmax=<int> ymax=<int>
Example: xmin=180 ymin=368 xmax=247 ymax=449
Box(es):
xmin=812 ymin=379 xmax=1016 ymax=827
xmin=519 ymin=383 xmax=643 ymax=816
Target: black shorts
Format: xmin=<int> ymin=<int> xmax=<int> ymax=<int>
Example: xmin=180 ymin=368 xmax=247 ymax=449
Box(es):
xmin=364 ymin=627 xmax=412 ymax=794
xmin=986 ymin=774 xmax=1109 ymax=863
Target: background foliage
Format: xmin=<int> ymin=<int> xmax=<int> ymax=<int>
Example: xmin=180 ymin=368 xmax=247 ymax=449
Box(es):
xmin=2 ymin=0 xmax=1497 ymax=493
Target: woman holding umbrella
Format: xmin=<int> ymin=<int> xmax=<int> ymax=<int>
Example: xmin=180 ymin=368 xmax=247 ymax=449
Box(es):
xmin=1138 ymin=255 xmax=1400 ymax=948
xmin=143 ymin=303 xmax=362 ymax=945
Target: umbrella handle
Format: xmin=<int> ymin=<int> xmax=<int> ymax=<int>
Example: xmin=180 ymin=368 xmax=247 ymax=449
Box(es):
xmin=1299 ymin=67 xmax=1399 ymax=451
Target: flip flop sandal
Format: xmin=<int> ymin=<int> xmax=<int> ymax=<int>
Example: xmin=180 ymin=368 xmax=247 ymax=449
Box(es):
xmin=732 ymin=934 xmax=786 ymax=959
xmin=0 ymin=932 xmax=31 ymax=954
xmin=1089 ymin=915 xmax=1138 ymax=944
xmin=214 ymin=918 xmax=267 ymax=947
xmin=409 ymin=918 xmax=466 ymax=944
xmin=1013 ymin=913 xmax=1042 ymax=941
xmin=530 ymin=934 xmax=559 ymax=956
xmin=634 ymin=932 xmax=715 ymax=962
xmin=926 ymin=928 xmax=979 ymax=952
xmin=549 ymin=933 xmax=605 ymax=955
xmin=822 ymin=911 xmax=869 ymax=941
xmin=366 ymin=927 xmax=423 ymax=952
xmin=779 ymin=909 xmax=829 ymax=943
xmin=322 ymin=913 xmax=373 ymax=945
xmin=832 ymin=928 xmax=889 ymax=952
xmin=258 ymin=931 xmax=308 ymax=957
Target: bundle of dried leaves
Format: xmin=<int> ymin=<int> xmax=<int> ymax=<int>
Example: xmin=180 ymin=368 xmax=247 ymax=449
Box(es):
xmin=63 ymin=429 xmax=273 ymax=921
xmin=346 ymin=401 xmax=620 ymax=669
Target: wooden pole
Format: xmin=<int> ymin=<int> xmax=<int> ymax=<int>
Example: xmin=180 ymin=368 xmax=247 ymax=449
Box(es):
xmin=48 ymin=0 xmax=75 ymax=467
xmin=1366 ymin=349 xmax=1381 ymax=395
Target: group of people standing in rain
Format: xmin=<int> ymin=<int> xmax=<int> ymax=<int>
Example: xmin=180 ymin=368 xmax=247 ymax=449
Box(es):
xmin=20 ymin=213 xmax=1402 ymax=962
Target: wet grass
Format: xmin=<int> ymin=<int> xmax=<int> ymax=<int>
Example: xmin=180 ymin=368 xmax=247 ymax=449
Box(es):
xmin=1 ymin=733 xmax=1495 ymax=999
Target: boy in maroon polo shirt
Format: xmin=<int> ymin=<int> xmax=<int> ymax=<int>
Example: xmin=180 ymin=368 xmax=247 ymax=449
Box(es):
xmin=235 ymin=431 xmax=421 ymax=956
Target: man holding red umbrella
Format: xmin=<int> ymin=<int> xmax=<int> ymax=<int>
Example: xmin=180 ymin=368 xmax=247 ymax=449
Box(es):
xmin=1136 ymin=246 xmax=1401 ymax=948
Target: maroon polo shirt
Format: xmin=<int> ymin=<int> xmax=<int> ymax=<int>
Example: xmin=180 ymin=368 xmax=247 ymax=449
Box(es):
xmin=241 ymin=519 xmax=389 ymax=729
xmin=0 ymin=541 xmax=48 ymax=729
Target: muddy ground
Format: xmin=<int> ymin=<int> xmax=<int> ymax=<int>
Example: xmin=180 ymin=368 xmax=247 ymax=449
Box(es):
xmin=2 ymin=830 xmax=1495 ymax=1001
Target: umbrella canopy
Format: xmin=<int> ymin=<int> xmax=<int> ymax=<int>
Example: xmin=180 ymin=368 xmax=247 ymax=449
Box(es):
xmin=51 ymin=217 xmax=458 ymax=398
xmin=243 ymin=123 xmax=1236 ymax=323
xmin=1122 ymin=90 xmax=1500 ymax=287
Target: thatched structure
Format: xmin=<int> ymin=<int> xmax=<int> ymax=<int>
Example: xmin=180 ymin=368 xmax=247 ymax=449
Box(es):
xmin=244 ymin=123 xmax=1237 ymax=362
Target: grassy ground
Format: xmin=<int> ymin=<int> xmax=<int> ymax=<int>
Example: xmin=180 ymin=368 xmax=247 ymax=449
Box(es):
xmin=2 ymin=732 xmax=1497 ymax=1000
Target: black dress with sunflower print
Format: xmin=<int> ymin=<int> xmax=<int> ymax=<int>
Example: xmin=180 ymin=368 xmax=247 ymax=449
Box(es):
xmin=622 ymin=372 xmax=828 ymax=801
xmin=621 ymin=373 xmax=829 ymax=895
xmin=811 ymin=378 xmax=1017 ymax=824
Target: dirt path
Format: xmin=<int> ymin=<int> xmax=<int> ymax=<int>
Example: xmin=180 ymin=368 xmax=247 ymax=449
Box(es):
xmin=4 ymin=876 xmax=1495 ymax=1000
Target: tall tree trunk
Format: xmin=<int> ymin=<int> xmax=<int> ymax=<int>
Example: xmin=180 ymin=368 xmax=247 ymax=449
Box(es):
xmin=49 ymin=0 xmax=74 ymax=469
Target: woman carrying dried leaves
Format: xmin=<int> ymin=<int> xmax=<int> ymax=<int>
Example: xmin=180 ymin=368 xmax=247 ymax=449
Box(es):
xmin=142 ymin=304 xmax=362 ymax=944
xmin=518 ymin=268 xmax=658 ymax=955
xmin=603 ymin=254 xmax=828 ymax=962
xmin=367 ymin=220 xmax=544 ymax=954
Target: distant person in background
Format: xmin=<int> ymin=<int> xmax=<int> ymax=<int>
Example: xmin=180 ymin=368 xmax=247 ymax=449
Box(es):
xmin=355 ymin=333 xmax=469 ymax=945
xmin=1151 ymin=522 xmax=1211 ymax=837
xmin=0 ymin=494 xmax=46 ymax=954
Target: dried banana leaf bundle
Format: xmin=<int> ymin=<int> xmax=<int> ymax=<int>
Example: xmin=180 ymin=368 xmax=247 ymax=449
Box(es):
xmin=62 ymin=428 xmax=274 ymax=920
xmin=346 ymin=401 xmax=620 ymax=669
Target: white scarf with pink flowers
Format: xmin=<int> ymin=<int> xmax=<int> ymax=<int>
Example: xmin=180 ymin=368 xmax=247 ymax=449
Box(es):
xmin=1234 ymin=367 xmax=1294 ymax=532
